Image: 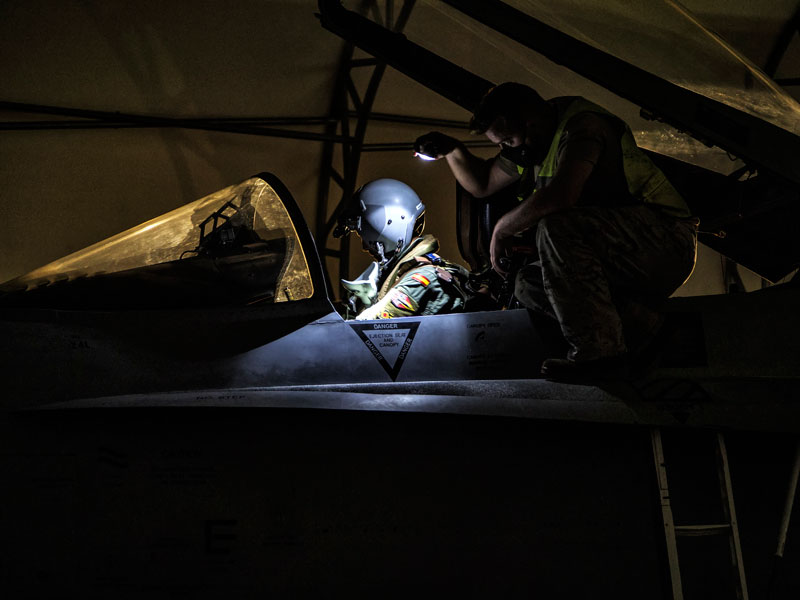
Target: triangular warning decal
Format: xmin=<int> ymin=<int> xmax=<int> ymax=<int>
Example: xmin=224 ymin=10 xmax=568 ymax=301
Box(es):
xmin=349 ymin=321 xmax=421 ymax=381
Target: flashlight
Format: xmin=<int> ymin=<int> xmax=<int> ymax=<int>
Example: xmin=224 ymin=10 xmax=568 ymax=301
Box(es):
xmin=414 ymin=151 xmax=437 ymax=161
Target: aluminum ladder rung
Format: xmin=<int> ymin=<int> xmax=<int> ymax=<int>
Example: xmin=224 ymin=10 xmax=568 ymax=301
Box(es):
xmin=674 ymin=523 xmax=731 ymax=536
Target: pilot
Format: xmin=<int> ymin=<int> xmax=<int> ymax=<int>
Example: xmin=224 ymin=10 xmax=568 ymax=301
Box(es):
xmin=334 ymin=178 xmax=469 ymax=320
xmin=414 ymin=82 xmax=698 ymax=381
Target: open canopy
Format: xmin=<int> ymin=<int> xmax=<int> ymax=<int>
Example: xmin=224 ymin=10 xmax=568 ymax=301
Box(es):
xmin=416 ymin=0 xmax=800 ymax=177
xmin=0 ymin=175 xmax=317 ymax=309
xmin=444 ymin=0 xmax=800 ymax=134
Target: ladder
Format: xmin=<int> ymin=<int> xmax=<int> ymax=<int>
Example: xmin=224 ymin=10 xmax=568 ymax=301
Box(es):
xmin=650 ymin=428 xmax=749 ymax=600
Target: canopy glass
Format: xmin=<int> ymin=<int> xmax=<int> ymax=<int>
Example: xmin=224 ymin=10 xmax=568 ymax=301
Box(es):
xmin=0 ymin=176 xmax=315 ymax=308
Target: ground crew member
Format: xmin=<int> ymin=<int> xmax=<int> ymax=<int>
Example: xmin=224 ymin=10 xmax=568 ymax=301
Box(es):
xmin=414 ymin=82 xmax=698 ymax=380
xmin=334 ymin=178 xmax=469 ymax=320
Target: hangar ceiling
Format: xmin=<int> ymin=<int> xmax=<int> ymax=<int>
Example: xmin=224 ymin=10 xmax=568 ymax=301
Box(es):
xmin=1 ymin=0 xmax=799 ymax=296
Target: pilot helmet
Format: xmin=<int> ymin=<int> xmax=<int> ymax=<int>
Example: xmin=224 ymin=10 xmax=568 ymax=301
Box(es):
xmin=351 ymin=178 xmax=425 ymax=264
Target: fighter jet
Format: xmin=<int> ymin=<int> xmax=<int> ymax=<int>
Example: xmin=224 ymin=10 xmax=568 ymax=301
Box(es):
xmin=1 ymin=0 xmax=798 ymax=435
xmin=4 ymin=2 xmax=800 ymax=597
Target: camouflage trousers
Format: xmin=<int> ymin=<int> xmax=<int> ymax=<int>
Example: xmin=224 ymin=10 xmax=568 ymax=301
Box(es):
xmin=514 ymin=204 xmax=698 ymax=361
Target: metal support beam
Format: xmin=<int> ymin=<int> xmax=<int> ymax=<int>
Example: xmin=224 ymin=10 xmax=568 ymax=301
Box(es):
xmin=318 ymin=0 xmax=492 ymax=113
xmin=0 ymin=102 xmax=474 ymax=133
xmin=351 ymin=111 xmax=469 ymax=129
xmin=764 ymin=6 xmax=800 ymax=83
xmin=0 ymin=101 xmax=350 ymax=143
xmin=362 ymin=140 xmax=493 ymax=152
xmin=314 ymin=0 xmax=418 ymax=300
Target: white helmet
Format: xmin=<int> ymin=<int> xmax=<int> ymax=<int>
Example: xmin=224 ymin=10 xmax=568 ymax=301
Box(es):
xmin=342 ymin=179 xmax=426 ymax=264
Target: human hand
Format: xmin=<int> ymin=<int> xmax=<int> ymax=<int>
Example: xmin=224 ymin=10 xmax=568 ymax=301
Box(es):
xmin=489 ymin=224 xmax=515 ymax=278
xmin=413 ymin=132 xmax=458 ymax=160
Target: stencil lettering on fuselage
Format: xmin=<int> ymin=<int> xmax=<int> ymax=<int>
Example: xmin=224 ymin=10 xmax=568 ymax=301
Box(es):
xmin=348 ymin=321 xmax=421 ymax=381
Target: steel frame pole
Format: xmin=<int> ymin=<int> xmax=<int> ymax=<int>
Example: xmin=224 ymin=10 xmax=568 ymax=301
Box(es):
xmin=764 ymin=7 xmax=800 ymax=87
xmin=314 ymin=0 xmax=417 ymax=300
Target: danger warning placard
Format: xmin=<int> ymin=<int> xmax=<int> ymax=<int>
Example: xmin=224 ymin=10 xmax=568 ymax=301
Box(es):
xmin=348 ymin=321 xmax=421 ymax=381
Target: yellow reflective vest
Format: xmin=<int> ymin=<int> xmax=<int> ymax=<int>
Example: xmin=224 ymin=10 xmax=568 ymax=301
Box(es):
xmin=503 ymin=97 xmax=691 ymax=218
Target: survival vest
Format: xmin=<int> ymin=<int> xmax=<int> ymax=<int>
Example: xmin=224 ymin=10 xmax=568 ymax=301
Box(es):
xmin=377 ymin=234 xmax=468 ymax=300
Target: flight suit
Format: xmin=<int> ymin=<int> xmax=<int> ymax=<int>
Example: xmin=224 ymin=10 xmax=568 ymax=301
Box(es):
xmin=353 ymin=234 xmax=469 ymax=320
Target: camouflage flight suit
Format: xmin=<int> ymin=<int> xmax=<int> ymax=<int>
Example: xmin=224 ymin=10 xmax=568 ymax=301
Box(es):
xmin=498 ymin=97 xmax=698 ymax=361
xmin=354 ymin=234 xmax=469 ymax=320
